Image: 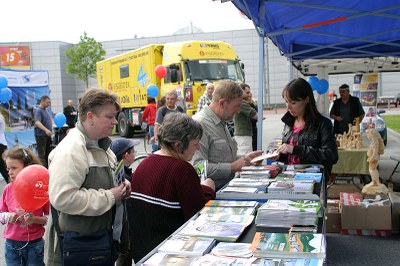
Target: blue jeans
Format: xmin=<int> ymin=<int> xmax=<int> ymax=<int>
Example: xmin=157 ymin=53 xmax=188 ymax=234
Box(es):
xmin=149 ymin=125 xmax=159 ymax=153
xmin=5 ymin=238 xmax=45 ymax=266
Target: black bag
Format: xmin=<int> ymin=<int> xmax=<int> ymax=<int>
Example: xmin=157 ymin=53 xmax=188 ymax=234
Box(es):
xmin=51 ymin=205 xmax=118 ymax=266
xmin=61 ymin=229 xmax=115 ymax=265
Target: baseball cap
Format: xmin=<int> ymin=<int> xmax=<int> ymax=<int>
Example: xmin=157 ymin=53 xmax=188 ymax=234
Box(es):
xmin=110 ymin=138 xmax=140 ymax=157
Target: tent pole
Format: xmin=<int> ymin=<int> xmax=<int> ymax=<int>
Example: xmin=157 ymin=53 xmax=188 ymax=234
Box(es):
xmin=257 ymin=32 xmax=265 ymax=151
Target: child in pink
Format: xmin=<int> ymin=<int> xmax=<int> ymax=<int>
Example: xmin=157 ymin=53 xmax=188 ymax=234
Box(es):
xmin=0 ymin=146 xmax=49 ymax=266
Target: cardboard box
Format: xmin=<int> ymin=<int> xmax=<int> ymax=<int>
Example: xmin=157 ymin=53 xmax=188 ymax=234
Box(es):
xmin=388 ymin=192 xmax=400 ymax=233
xmin=340 ymin=192 xmax=391 ymax=230
xmin=326 ymin=205 xmax=341 ymax=233
xmin=340 ymin=229 xmax=392 ymax=237
xmin=328 ymin=183 xmax=361 ymax=199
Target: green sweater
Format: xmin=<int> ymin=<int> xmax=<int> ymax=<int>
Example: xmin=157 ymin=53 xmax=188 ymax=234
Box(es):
xmin=234 ymin=101 xmax=257 ymax=136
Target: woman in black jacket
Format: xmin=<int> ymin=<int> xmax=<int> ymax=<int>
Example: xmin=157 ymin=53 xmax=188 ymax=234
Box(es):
xmin=272 ymin=78 xmax=338 ymax=199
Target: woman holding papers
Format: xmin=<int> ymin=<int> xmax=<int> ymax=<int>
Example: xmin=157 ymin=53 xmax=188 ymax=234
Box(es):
xmin=45 ymin=89 xmax=131 ymax=265
xmin=130 ymin=112 xmax=216 ymax=263
xmin=270 ymin=78 xmax=338 ymax=185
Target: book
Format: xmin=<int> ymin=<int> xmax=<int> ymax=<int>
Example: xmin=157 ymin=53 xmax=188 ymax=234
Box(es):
xmin=177 ymin=213 xmax=254 ymax=242
xmin=190 ymin=254 xmax=238 ymax=265
xmin=220 ymin=186 xmax=259 ymax=193
xmin=142 ymin=252 xmax=201 ymax=265
xmin=245 ymin=257 xmax=324 ymax=266
xmin=114 ymin=159 xmax=125 ymax=185
xmin=193 ymin=160 xmax=207 ymax=181
xmin=157 ymin=235 xmax=216 ymax=256
xmin=211 ymin=242 xmax=253 ymax=258
xmin=200 ymin=206 xmax=256 ymax=215
xmin=250 ymin=151 xmax=279 ymax=163
xmin=294 ymin=173 xmax=323 ymax=183
xmin=205 ymin=200 xmax=259 ymax=208
xmin=249 ymin=232 xmax=326 ymax=259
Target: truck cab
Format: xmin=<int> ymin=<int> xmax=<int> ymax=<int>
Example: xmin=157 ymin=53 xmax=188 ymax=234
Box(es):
xmin=160 ymin=41 xmax=245 ymax=115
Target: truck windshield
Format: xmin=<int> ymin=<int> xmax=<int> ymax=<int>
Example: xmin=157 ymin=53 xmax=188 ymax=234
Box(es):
xmin=185 ymin=60 xmax=244 ymax=82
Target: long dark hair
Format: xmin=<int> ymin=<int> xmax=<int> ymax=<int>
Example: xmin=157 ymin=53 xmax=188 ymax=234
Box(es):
xmin=282 ymin=78 xmax=320 ymax=128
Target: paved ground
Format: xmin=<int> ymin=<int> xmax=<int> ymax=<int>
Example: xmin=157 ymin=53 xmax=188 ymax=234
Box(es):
xmin=0 ymin=106 xmax=399 ymax=265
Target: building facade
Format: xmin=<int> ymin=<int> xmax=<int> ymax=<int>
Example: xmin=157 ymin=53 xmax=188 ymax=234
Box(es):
xmin=1 ymin=29 xmax=399 ymax=114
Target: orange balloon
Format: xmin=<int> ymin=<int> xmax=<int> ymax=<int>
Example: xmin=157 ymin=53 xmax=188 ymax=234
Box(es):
xmin=155 ymin=65 xmax=167 ymax=78
xmin=13 ymin=165 xmax=49 ymax=212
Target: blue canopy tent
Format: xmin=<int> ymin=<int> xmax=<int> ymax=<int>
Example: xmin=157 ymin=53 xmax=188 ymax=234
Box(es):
xmin=223 ymin=0 xmax=400 ymax=149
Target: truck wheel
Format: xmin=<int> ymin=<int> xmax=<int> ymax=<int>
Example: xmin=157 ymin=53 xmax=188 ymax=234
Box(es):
xmin=118 ymin=112 xmax=134 ymax=138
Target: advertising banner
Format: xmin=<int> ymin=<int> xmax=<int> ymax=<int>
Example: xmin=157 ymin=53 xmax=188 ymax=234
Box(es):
xmin=353 ymin=73 xmax=378 ymax=132
xmin=0 ymin=46 xmax=31 ymax=70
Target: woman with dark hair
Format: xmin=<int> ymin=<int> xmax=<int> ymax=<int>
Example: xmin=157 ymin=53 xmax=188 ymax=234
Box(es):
xmin=271 ymin=78 xmax=338 ymax=189
xmin=130 ymin=112 xmax=215 ymax=262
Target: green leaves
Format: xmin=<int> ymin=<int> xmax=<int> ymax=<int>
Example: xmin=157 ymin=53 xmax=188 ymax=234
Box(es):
xmin=65 ymin=32 xmax=105 ymax=88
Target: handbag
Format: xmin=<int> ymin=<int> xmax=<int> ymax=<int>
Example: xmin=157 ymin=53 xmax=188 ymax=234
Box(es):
xmin=51 ymin=205 xmax=117 ymax=265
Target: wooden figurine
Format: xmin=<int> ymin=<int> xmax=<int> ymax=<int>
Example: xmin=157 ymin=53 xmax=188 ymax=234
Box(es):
xmin=362 ymin=128 xmax=388 ymax=195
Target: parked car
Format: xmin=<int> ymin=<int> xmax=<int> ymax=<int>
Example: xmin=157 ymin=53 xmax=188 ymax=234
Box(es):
xmin=360 ymin=109 xmax=387 ymax=146
xmin=328 ymin=103 xmax=387 ymax=146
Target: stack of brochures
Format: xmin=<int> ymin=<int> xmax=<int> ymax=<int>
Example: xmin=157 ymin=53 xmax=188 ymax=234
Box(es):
xmin=225 ymin=178 xmax=270 ymax=193
xmin=250 ymin=232 xmax=326 ymax=259
xmin=177 ymin=212 xmax=254 ymax=242
xmin=267 ymin=181 xmax=314 ymax=194
xmin=255 ymin=199 xmax=322 ymax=228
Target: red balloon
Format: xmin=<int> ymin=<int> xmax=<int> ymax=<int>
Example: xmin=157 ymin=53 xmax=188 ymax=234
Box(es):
xmin=155 ymin=65 xmax=167 ymax=78
xmin=13 ymin=165 xmax=49 ymax=212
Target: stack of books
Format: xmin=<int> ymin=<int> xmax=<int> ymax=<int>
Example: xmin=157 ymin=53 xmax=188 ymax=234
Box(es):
xmin=249 ymin=232 xmax=326 ymax=259
xmin=219 ymin=186 xmax=259 ymax=194
xmin=255 ymin=199 xmax=322 ymax=228
xmin=222 ymin=178 xmax=270 ymax=193
xmin=267 ymin=181 xmax=314 ymax=194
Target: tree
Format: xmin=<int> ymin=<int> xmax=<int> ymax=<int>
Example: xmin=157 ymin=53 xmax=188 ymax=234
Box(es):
xmin=66 ymin=32 xmax=105 ymax=88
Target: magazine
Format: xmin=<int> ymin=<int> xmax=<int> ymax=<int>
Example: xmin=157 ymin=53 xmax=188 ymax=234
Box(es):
xmin=211 ymin=242 xmax=253 ymax=258
xmin=205 ymin=200 xmax=259 ymax=208
xmin=157 ymin=235 xmax=216 ymax=256
xmin=200 ymin=206 xmax=256 ymax=215
xmin=193 ymin=160 xmax=207 ymax=181
xmin=142 ymin=253 xmax=200 ymax=265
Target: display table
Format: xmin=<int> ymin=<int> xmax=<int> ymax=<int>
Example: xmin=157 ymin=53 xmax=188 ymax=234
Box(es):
xmin=332 ymin=148 xmax=369 ymax=175
xmin=330 ymin=148 xmax=370 ymax=190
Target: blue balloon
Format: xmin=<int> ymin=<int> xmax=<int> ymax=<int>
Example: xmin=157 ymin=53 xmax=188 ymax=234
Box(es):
xmin=54 ymin=113 xmax=66 ymax=128
xmin=0 ymin=88 xmax=12 ymax=103
xmin=0 ymin=76 xmax=7 ymax=89
xmin=147 ymin=84 xmax=159 ymax=98
xmin=307 ymin=76 xmax=320 ymax=91
xmin=318 ymin=79 xmax=329 ymax=94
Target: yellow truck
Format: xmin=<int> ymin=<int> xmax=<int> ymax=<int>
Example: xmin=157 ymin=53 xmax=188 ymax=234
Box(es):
xmin=96 ymin=40 xmax=245 ymax=137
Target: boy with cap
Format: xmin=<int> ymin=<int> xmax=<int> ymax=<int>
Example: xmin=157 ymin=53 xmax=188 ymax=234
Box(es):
xmin=330 ymin=84 xmax=365 ymax=135
xmin=110 ymin=138 xmax=140 ymax=266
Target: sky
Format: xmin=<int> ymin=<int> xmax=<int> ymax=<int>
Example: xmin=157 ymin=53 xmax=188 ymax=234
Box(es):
xmin=2 ymin=0 xmax=254 ymax=43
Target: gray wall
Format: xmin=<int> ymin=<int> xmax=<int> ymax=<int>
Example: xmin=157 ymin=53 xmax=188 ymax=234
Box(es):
xmin=2 ymin=29 xmax=399 ymax=114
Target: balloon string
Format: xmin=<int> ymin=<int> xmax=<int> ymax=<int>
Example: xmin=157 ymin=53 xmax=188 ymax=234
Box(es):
xmin=6 ymin=212 xmax=31 ymax=251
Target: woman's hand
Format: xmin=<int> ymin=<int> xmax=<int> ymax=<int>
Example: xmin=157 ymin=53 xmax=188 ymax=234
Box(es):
xmin=276 ymin=143 xmax=294 ymax=155
xmin=201 ymin=178 xmax=215 ymax=191
xmin=110 ymin=183 xmax=128 ymax=204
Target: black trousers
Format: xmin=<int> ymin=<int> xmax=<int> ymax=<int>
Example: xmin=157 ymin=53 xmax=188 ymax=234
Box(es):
xmin=35 ymin=135 xmax=52 ymax=168
xmin=0 ymin=144 xmax=9 ymax=183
